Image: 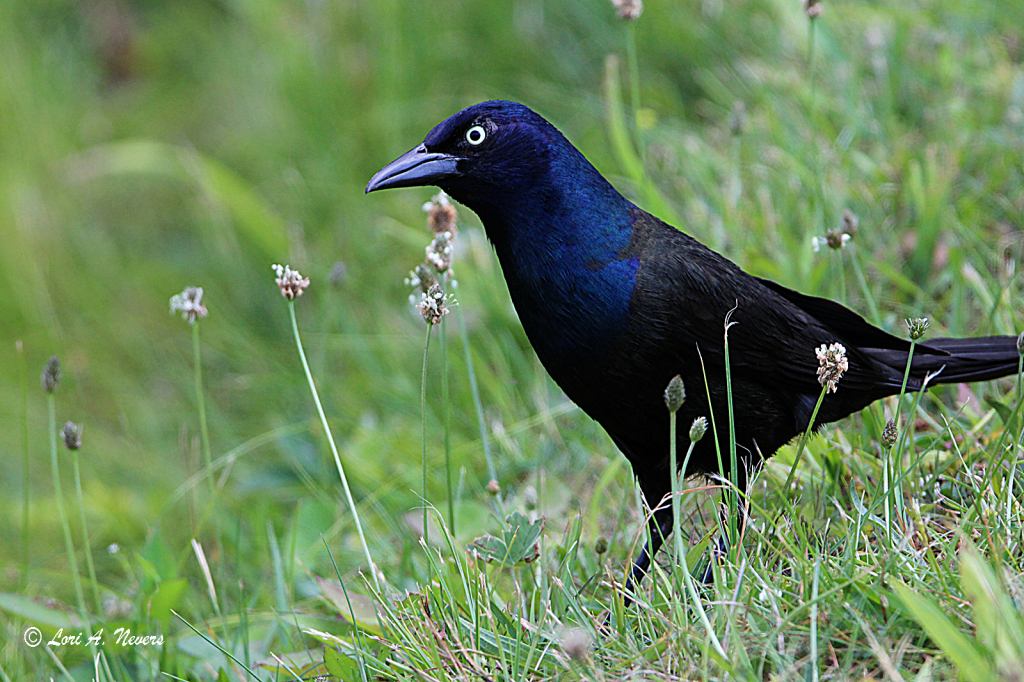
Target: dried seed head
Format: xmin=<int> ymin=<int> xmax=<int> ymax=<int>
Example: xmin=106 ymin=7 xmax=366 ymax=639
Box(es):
xmin=612 ymin=0 xmax=643 ymax=20
xmin=417 ymin=284 xmax=454 ymax=325
xmin=560 ymin=627 xmax=593 ymax=662
xmin=811 ymin=229 xmax=851 ymax=253
xmin=1017 ymin=332 xmax=1024 ymax=356
xmin=905 ymin=318 xmax=930 ymax=341
xmin=272 ymin=264 xmax=310 ymax=300
xmin=406 ymin=263 xmax=439 ymax=297
xmin=729 ymin=100 xmax=746 ymax=136
xmin=804 ymin=0 xmax=822 ymax=19
xmin=882 ymin=419 xmax=898 ymax=447
xmin=169 ymin=286 xmax=209 ymax=324
xmin=62 ymin=422 xmax=82 ymax=451
xmin=815 ymin=342 xmax=848 ymax=393
xmin=486 ymin=479 xmax=501 ymax=495
xmin=664 ymin=375 xmax=686 ymax=413
xmin=422 ymin=191 xmax=458 ymax=236
xmin=690 ymin=416 xmax=708 ymax=442
xmin=841 ymin=209 xmax=859 ymax=237
xmin=41 ymin=355 xmax=61 ymax=394
xmin=594 ymin=537 xmax=608 ymax=555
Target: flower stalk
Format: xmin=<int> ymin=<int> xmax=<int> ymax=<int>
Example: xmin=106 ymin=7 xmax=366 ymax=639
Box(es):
xmin=441 ymin=316 xmax=454 ymax=535
xmin=170 ymin=287 xmax=214 ymax=495
xmin=784 ymin=342 xmax=847 ymax=492
xmin=884 ymin=319 xmax=929 ymax=536
xmin=420 ymin=325 xmax=432 ymax=545
xmin=412 ymin=193 xmax=460 ymax=534
xmin=64 ymin=423 xmax=102 ymax=614
xmin=664 ymin=377 xmax=725 ymax=658
xmin=193 ymin=323 xmax=214 ymax=496
xmin=278 ymin=269 xmax=378 ymax=589
xmin=18 ymin=341 xmax=29 ymax=587
xmin=44 ymin=361 xmax=96 ymax=654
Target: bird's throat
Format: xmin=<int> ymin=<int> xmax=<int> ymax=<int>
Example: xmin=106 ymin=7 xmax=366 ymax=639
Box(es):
xmin=477 ymin=192 xmax=640 ymax=366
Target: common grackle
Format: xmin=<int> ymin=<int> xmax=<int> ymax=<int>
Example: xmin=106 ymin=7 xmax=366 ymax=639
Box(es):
xmin=367 ymin=100 xmax=1020 ymax=592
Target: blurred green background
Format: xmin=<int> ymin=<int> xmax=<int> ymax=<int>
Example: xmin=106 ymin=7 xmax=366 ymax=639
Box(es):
xmin=2 ymin=0 xmax=1023 ymax=671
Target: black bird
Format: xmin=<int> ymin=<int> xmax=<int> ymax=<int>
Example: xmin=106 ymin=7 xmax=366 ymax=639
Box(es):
xmin=366 ymin=100 xmax=1020 ymax=590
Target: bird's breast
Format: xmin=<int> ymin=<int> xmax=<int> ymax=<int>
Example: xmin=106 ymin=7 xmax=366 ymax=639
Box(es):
xmin=502 ymin=246 xmax=640 ymax=368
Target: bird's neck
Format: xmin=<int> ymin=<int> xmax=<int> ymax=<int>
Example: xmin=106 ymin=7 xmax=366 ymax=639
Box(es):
xmin=467 ymin=157 xmax=640 ymax=363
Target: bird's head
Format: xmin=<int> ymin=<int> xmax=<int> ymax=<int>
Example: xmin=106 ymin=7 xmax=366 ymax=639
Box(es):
xmin=366 ymin=101 xmax=575 ymax=211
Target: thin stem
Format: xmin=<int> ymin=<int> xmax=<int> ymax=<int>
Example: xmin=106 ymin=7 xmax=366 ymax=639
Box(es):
xmin=172 ymin=610 xmax=264 ymax=682
xmin=625 ymin=22 xmax=642 ymax=156
xmin=670 ymin=413 xmax=698 ymax=601
xmin=49 ymin=395 xmax=95 ymax=654
xmin=809 ymin=554 xmax=822 ymax=682
xmin=1014 ymin=408 xmax=1024 ymax=527
xmin=287 ymin=301 xmax=379 ymax=590
xmin=441 ymin=316 xmax=454 ymax=534
xmin=892 ymin=339 xmax=917 ymax=429
xmin=19 ymin=344 xmax=29 ymax=587
xmin=72 ymin=451 xmax=102 ymax=614
xmin=1018 ymin=353 xmax=1023 ymax=406
xmin=323 ymin=539 xmax=370 ymax=682
xmin=848 ymin=246 xmax=882 ymax=325
xmin=673 ymin=430 xmax=728 ymax=663
xmin=807 ymin=17 xmax=826 ymax=245
xmin=457 ymin=307 xmax=501 ymax=510
xmin=888 ymin=338 xmax=918 ymax=535
xmin=669 ymin=410 xmax=679 ymax=585
xmin=724 ymin=312 xmax=739 ymax=546
xmin=783 ymin=383 xmax=829 ymax=493
xmin=421 ymin=324 xmax=433 ymax=545
xmin=192 ymin=322 xmax=214 ymax=496
xmin=836 ymin=250 xmax=847 ymax=303
xmin=882 ymin=447 xmax=892 ymax=547
xmin=1009 ymin=355 xmax=1024 ymax=522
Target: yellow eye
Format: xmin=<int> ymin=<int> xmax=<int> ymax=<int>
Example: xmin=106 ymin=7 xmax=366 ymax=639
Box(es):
xmin=466 ymin=125 xmax=486 ymax=146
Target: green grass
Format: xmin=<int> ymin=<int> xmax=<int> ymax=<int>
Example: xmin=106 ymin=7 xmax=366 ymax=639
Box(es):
xmin=2 ymin=0 xmax=1024 ymax=679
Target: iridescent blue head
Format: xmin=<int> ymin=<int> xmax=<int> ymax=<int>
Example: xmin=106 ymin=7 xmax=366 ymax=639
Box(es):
xmin=367 ymin=101 xmax=628 ymax=219
xmin=367 ymin=100 xmax=639 ymax=360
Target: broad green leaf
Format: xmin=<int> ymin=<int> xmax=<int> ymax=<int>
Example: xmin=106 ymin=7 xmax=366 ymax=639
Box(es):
xmin=470 ymin=511 xmax=544 ymax=567
xmin=324 ymin=645 xmax=358 ymax=679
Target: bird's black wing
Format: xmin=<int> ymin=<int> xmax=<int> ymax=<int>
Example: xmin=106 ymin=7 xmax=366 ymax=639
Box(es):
xmin=625 ymin=210 xmax=905 ymax=394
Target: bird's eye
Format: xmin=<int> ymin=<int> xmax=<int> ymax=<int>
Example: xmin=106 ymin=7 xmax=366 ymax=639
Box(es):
xmin=465 ymin=125 xmax=487 ymax=146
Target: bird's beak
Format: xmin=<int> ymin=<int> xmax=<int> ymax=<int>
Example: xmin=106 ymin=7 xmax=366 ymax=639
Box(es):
xmin=365 ymin=144 xmax=460 ymax=193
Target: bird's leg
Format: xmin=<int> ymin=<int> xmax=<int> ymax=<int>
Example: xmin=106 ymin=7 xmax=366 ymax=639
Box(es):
xmin=699 ymin=468 xmax=751 ymax=584
xmin=623 ymin=503 xmax=674 ymax=602
xmin=624 ymin=467 xmax=752 ymax=601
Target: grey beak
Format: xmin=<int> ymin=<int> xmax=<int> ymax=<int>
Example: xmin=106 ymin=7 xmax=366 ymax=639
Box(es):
xmin=365 ymin=144 xmax=460 ymax=193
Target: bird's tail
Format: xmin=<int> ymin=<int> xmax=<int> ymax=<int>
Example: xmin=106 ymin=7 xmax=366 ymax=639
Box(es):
xmin=862 ymin=335 xmax=1020 ymax=390
xmin=909 ymin=335 xmax=1020 ymax=386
